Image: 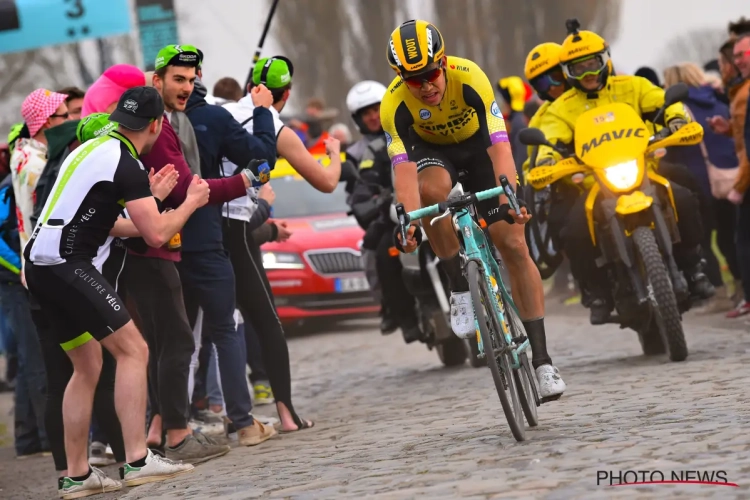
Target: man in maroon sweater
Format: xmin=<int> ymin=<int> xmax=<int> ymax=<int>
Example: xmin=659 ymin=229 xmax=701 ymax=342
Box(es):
xmin=124 ymin=46 xmax=273 ymax=463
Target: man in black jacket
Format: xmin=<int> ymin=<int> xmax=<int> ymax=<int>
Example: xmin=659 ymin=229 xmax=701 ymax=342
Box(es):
xmin=345 ymin=81 xmax=420 ymax=342
xmin=181 ymin=53 xmax=279 ymax=447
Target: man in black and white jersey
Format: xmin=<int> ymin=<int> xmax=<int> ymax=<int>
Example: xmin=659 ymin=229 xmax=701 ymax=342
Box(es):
xmin=24 ymin=87 xmax=207 ymax=497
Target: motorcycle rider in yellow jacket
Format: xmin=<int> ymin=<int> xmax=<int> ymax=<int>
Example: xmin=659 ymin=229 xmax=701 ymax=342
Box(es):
xmin=536 ymin=20 xmax=714 ymax=324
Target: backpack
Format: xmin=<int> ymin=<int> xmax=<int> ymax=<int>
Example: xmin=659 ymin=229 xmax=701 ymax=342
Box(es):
xmin=0 ymin=182 xmax=21 ymax=274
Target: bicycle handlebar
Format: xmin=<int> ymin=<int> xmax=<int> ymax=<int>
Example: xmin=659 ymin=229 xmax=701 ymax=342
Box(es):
xmin=395 ymin=175 xmax=519 ymax=244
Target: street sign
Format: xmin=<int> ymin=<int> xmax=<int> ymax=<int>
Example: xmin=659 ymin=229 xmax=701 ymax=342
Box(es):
xmin=135 ymin=0 xmax=178 ymax=71
xmin=0 ymin=0 xmax=132 ymax=54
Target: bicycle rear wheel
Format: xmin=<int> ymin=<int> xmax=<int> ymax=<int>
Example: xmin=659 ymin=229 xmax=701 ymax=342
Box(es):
xmin=467 ymin=260 xmax=525 ymax=441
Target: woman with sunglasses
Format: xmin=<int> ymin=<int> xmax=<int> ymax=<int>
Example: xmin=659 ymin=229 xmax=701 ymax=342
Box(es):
xmin=382 ymin=19 xmax=567 ymax=401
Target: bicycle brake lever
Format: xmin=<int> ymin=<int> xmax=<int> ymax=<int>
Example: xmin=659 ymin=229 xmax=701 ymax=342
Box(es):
xmin=499 ymin=175 xmax=520 ymax=214
xmin=395 ymin=203 xmax=410 ymax=244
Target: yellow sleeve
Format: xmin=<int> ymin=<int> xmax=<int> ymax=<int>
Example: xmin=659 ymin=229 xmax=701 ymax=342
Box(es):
xmin=536 ymin=103 xmax=573 ymax=162
xmin=380 ymin=91 xmax=411 ymax=168
xmin=462 ymin=60 xmax=508 ymax=144
xmin=636 ymin=76 xmax=690 ymax=125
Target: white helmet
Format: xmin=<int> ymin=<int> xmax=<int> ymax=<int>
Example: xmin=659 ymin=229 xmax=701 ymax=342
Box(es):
xmin=346 ymin=81 xmax=387 ymax=115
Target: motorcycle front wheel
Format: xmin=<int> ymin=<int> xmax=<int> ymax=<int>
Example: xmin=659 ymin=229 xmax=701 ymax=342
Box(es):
xmin=632 ymin=226 xmax=688 ymax=362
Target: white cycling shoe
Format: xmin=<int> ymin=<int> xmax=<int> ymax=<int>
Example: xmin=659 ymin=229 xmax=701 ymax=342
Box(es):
xmin=450 ymin=291 xmax=475 ymax=339
xmin=535 ymin=364 xmax=566 ymax=401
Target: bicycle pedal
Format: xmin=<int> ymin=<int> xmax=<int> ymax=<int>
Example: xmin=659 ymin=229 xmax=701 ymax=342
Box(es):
xmin=511 ymin=335 xmax=527 ymax=344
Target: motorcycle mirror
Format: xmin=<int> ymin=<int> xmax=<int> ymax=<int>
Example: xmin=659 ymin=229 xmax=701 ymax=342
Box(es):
xmin=663 ymin=83 xmax=689 ymax=108
xmin=652 ymin=83 xmax=689 ymax=126
xmin=518 ymin=128 xmax=549 ymax=147
xmin=339 ymin=160 xmax=360 ymax=183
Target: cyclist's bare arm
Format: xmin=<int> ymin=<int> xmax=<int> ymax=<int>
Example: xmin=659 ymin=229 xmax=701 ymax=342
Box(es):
xmin=393 ymin=161 xmax=421 ymax=214
xmin=126 ymin=175 xmax=209 ymax=247
xmin=277 ymin=127 xmax=341 ymax=193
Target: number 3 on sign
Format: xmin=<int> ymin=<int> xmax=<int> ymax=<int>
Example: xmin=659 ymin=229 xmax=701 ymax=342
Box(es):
xmin=65 ymin=0 xmax=85 ymax=19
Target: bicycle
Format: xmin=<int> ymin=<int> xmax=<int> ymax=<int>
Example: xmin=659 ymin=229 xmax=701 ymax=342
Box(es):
xmin=395 ymin=175 xmax=540 ymax=441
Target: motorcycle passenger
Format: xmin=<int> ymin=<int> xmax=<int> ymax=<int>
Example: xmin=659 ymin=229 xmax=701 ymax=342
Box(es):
xmin=383 ymin=20 xmax=566 ymax=399
xmin=346 ymin=81 xmax=421 ymax=341
xmin=536 ymin=20 xmax=714 ymax=324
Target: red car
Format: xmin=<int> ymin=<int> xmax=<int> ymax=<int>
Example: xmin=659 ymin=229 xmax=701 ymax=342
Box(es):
xmin=261 ymin=160 xmax=379 ymax=324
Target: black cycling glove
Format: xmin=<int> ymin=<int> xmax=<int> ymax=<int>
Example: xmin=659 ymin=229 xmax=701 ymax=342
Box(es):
xmin=493 ymin=198 xmax=530 ymax=225
xmin=392 ymin=224 xmax=423 ymax=253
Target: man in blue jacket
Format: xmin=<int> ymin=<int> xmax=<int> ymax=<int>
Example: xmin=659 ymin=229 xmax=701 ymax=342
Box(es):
xmin=181 ymin=51 xmax=279 ymax=447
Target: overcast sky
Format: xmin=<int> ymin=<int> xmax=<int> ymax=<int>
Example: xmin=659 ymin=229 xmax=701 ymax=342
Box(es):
xmin=179 ymin=0 xmax=749 ymax=92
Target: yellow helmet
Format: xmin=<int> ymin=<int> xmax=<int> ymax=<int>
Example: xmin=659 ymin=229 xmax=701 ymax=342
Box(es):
xmin=387 ymin=20 xmax=445 ymax=75
xmin=524 ymin=42 xmax=569 ymax=101
xmin=559 ymin=19 xmax=612 ymax=92
xmin=524 ymin=43 xmax=562 ymax=81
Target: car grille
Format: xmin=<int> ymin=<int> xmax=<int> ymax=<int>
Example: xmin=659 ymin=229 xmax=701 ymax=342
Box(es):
xmin=306 ymin=250 xmax=363 ymax=275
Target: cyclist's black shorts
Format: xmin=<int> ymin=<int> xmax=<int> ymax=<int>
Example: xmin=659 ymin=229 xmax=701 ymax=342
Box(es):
xmin=25 ymin=260 xmax=131 ymax=350
xmin=411 ymin=133 xmax=506 ymax=225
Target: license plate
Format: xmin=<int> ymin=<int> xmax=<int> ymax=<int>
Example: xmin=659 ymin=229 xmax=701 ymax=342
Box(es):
xmin=334 ymin=275 xmax=369 ymax=293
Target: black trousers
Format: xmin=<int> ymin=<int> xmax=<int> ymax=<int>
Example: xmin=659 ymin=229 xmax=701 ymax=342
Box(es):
xmin=222 ymin=218 xmax=298 ymax=417
xmin=372 ymin=228 xmax=417 ymax=326
xmin=126 ymin=255 xmax=194 ymax=431
xmin=32 ymin=242 xmax=128 ymax=471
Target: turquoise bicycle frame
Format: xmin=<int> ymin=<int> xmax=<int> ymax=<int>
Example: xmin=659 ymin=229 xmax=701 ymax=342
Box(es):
xmin=405 ymin=186 xmax=530 ymax=369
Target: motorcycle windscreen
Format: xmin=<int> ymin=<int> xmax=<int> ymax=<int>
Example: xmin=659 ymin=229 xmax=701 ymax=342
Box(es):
xmin=574 ymin=103 xmax=650 ymax=170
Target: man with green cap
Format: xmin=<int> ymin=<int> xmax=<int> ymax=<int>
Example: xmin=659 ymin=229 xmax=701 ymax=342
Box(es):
xmin=218 ymin=55 xmax=346 ymax=434
xmin=127 ymin=42 xmax=276 ymax=456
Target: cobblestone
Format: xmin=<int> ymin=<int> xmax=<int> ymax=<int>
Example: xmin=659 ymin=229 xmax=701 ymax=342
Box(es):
xmin=1 ymin=309 xmax=748 ymax=499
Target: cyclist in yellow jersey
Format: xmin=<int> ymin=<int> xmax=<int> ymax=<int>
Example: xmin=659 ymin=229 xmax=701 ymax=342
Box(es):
xmin=383 ymin=20 xmax=565 ymax=400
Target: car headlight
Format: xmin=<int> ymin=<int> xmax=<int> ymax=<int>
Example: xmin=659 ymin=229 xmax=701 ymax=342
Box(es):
xmin=262 ymin=251 xmax=305 ymax=269
xmin=603 ymin=160 xmax=639 ymax=191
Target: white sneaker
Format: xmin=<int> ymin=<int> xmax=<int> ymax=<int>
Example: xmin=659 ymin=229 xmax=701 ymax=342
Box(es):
xmin=120 ymin=448 xmax=194 ymax=487
xmin=535 ymin=364 xmax=566 ymax=400
xmin=450 ymin=291 xmax=475 ymax=339
xmin=88 ymin=441 xmax=115 ymax=467
xmin=59 ymin=466 xmax=121 ymax=499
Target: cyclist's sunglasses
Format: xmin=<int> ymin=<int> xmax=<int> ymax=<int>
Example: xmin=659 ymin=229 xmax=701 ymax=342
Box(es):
xmin=530 ymin=69 xmax=565 ymax=93
xmin=402 ymin=62 xmax=444 ymax=88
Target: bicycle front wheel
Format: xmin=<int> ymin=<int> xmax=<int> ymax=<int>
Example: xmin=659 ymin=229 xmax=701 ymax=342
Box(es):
xmin=467 ymin=260 xmax=525 ymax=441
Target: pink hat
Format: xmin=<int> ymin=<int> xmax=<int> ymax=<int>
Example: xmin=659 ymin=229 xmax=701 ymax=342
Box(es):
xmin=21 ymin=89 xmax=68 ymax=137
xmin=81 ymin=64 xmax=146 ymax=118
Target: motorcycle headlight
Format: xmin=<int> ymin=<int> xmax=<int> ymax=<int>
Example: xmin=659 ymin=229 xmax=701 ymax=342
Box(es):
xmin=603 ymin=160 xmax=639 ymax=191
xmin=262 ymin=251 xmax=305 ymax=270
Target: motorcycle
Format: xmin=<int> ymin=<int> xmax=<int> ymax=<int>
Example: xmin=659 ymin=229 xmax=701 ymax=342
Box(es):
xmin=518 ymin=83 xmax=703 ymax=362
xmin=390 ymin=182 xmax=485 ymax=368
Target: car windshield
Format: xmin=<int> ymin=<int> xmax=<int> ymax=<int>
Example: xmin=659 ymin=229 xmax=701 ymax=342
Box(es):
xmin=270 ymin=175 xmax=349 ymax=218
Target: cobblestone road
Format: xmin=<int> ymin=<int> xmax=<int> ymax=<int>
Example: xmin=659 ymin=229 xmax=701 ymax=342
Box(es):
xmin=2 ymin=307 xmax=749 ymax=499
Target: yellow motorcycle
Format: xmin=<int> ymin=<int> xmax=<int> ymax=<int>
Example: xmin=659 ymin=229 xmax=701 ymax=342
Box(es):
xmin=519 ymin=84 xmax=703 ymax=362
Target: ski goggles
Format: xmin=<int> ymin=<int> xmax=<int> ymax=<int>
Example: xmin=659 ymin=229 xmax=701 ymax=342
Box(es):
xmin=402 ymin=61 xmax=444 ymax=88
xmin=529 ymin=68 xmax=565 ymax=93
xmin=564 ymin=53 xmax=608 ymax=79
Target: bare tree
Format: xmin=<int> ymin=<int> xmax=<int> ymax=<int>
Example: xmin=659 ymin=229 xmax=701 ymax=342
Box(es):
xmin=655 ymin=28 xmax=727 ymax=71
xmin=434 ymin=0 xmax=622 ymax=83
xmin=0 ymin=34 xmax=139 ymax=138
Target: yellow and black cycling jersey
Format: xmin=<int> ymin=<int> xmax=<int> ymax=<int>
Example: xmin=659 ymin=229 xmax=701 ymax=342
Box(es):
xmin=381 ymin=56 xmax=508 ymax=168
xmin=537 ymin=75 xmax=690 ymax=164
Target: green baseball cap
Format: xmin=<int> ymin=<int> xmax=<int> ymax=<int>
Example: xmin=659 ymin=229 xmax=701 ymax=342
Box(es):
xmin=77 ymin=113 xmax=117 ymax=143
xmin=154 ymin=44 xmax=203 ymax=71
xmin=251 ymin=56 xmax=294 ymax=89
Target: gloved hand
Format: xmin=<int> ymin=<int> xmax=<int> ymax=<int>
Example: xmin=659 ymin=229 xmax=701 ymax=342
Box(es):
xmin=535 ymin=157 xmax=556 ymax=167
xmin=498 ymin=76 xmax=528 ymax=113
xmin=667 ymin=118 xmax=687 ymax=133
xmin=393 ymin=224 xmax=423 ymax=253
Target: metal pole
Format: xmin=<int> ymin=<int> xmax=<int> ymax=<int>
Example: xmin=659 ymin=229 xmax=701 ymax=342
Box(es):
xmin=243 ymin=0 xmax=281 ymax=95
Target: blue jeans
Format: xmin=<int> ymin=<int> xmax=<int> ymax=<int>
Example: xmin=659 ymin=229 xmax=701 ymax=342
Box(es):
xmin=178 ymin=250 xmax=253 ymax=429
xmin=206 ymin=343 xmax=224 ymax=407
xmin=0 ymin=282 xmax=48 ymax=454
